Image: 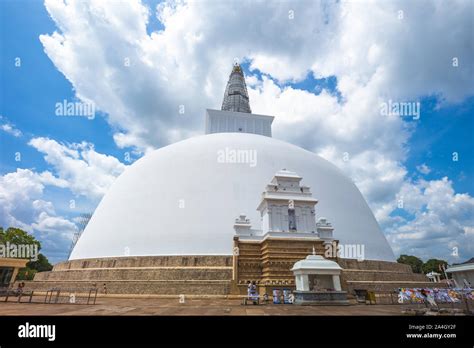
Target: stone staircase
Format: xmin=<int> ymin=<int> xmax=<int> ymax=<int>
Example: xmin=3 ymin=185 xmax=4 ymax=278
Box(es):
xmin=24 ymin=256 xmax=233 ymax=295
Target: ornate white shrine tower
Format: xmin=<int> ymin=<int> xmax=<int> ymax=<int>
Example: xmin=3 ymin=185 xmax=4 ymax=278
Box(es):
xmin=234 ymin=169 xmax=334 ymax=243
xmin=205 ymin=63 xmax=274 ymax=137
xmin=257 ymin=169 xmax=318 ymax=234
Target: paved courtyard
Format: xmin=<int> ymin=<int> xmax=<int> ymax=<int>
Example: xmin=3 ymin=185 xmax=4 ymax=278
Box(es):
xmin=0 ymin=296 xmax=432 ymax=315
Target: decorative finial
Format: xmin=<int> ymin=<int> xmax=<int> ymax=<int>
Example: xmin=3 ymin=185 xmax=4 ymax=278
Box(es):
xmin=221 ymin=62 xmax=251 ymax=113
xmin=232 ymin=64 xmax=242 ymax=73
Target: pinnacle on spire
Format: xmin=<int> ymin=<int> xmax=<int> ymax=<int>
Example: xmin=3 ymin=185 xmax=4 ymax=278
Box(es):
xmin=221 ymin=63 xmax=252 ymax=113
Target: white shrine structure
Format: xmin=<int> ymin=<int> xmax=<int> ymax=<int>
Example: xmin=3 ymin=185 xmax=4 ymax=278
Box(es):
xmin=291 ymin=247 xmax=349 ymax=305
xmin=233 ymin=169 xmax=335 ymax=244
xmin=426 ymin=271 xmax=442 ymax=283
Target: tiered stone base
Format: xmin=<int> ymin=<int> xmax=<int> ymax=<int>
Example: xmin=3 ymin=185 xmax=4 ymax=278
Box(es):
xmin=22 ymin=254 xmax=445 ymax=297
xmin=338 ymin=259 xmax=444 ymax=292
xmin=25 ymin=256 xmax=233 ymax=295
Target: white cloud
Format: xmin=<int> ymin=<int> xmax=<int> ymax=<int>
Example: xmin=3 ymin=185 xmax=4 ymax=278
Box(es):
xmin=386 ymin=177 xmax=474 ymax=262
xmin=0 ymin=115 xmax=23 ymax=137
xmin=32 ymin=200 xmax=55 ymax=216
xmin=28 ymin=137 xmax=127 ymax=200
xmin=32 ymin=211 xmax=77 ymax=236
xmin=313 ymin=1 xmax=473 ymax=103
xmin=0 ymin=169 xmax=46 ymax=231
xmin=1 ymin=124 xmax=22 ymax=137
xmin=0 ymin=130 xmax=128 ymax=262
xmin=0 ymin=168 xmax=77 ymax=239
xmin=39 ymin=0 xmax=341 ymax=150
xmin=416 ymin=164 xmax=431 ymax=175
xmin=0 ymin=169 xmax=69 ymax=229
xmin=39 ymin=0 xmax=472 ymax=148
xmin=36 ymin=0 xmax=474 ymax=261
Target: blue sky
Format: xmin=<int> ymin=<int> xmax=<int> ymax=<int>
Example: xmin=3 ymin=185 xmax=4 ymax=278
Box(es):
xmin=1 ymin=1 xmax=128 ymax=167
xmin=1 ymin=0 xmax=473 ymax=263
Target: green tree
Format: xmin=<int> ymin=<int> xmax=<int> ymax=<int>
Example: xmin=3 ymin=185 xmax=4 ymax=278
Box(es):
xmin=0 ymin=227 xmax=41 ymax=249
xmin=397 ymin=254 xmax=424 ymax=274
xmin=422 ymin=258 xmax=448 ymax=279
xmin=0 ymin=227 xmax=52 ymax=280
xmin=27 ymin=253 xmax=53 ymax=272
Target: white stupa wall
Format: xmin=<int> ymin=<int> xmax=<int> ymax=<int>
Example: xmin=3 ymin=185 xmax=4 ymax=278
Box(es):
xmin=70 ymin=133 xmax=396 ymax=262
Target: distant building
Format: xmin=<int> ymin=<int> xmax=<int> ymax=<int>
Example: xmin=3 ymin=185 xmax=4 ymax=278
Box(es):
xmin=0 ymin=258 xmax=28 ymax=288
xmin=446 ymin=258 xmax=474 ymax=288
xmin=426 ymin=271 xmax=441 ymax=283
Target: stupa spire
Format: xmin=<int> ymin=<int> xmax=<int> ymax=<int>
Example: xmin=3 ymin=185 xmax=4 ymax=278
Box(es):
xmin=221 ymin=63 xmax=251 ymax=113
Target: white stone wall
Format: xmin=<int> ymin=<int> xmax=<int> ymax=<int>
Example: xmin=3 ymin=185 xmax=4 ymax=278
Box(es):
xmin=206 ymin=109 xmax=273 ymax=137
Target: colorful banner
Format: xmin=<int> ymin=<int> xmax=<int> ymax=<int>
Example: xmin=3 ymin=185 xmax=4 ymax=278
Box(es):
xmin=272 ymin=289 xmax=281 ymax=304
xmin=398 ymin=288 xmax=473 ymax=304
xmin=283 ymin=289 xmax=292 ymax=304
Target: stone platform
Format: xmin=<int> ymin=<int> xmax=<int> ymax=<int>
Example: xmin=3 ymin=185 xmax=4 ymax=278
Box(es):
xmin=25 ymin=256 xmax=233 ymax=295
xmin=293 ymin=290 xmax=350 ymax=306
xmin=0 ymin=297 xmax=445 ymax=316
xmin=22 ymin=255 xmax=444 ymax=296
xmin=338 ymin=259 xmax=442 ymax=292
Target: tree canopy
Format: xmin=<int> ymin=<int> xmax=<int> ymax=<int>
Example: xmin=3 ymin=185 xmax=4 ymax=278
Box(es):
xmin=397 ymin=254 xmax=424 ymax=274
xmin=397 ymin=254 xmax=448 ymax=279
xmin=0 ymin=227 xmax=41 ymax=249
xmin=422 ymin=258 xmax=448 ymax=276
xmin=0 ymin=226 xmax=52 ymax=280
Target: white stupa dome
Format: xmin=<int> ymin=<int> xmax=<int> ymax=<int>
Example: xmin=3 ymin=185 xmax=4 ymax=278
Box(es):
xmin=70 ymin=63 xmax=395 ymax=262
xmin=70 ymin=132 xmax=395 ymax=261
